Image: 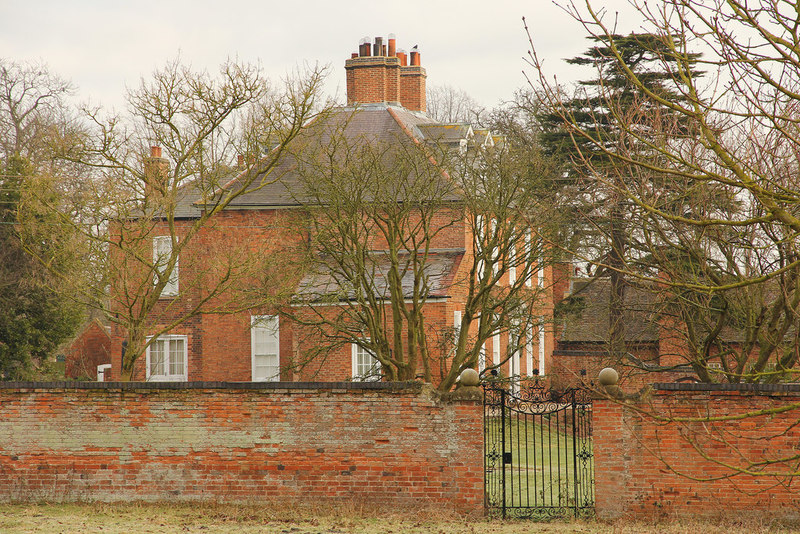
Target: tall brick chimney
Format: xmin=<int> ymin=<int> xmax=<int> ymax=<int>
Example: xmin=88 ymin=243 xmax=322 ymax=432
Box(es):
xmin=143 ymin=145 xmax=169 ymax=201
xmin=345 ymin=34 xmax=427 ymax=113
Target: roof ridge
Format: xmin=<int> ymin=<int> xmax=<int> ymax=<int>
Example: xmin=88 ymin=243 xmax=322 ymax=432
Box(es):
xmin=386 ymin=106 xmax=424 ymax=144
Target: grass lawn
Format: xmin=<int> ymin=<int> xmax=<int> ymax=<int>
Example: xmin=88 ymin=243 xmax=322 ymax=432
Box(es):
xmin=485 ymin=411 xmax=593 ymax=512
xmin=0 ymin=503 xmax=795 ymax=534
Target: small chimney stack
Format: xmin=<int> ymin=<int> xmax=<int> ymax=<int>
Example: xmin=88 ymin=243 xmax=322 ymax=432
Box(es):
xmin=400 ymin=45 xmax=426 ymax=112
xmin=143 ymin=145 xmax=169 ymax=201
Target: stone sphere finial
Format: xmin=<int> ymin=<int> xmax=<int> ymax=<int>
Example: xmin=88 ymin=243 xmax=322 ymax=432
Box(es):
xmin=598 ymin=367 xmax=619 ymax=386
xmin=459 ymin=368 xmax=480 ymax=387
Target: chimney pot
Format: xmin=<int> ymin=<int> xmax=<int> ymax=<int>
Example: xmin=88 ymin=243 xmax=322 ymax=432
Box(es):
xmin=351 ymin=52 xmax=358 ymax=59
xmin=373 ymin=36 xmax=383 ymax=56
xmin=388 ymin=36 xmax=396 ymax=57
xmin=410 ymin=51 xmax=420 ymax=66
xmin=150 ymin=146 xmax=162 ymax=158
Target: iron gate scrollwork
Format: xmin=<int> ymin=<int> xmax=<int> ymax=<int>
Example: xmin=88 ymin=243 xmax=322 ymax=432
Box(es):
xmin=483 ymin=379 xmax=594 ymax=519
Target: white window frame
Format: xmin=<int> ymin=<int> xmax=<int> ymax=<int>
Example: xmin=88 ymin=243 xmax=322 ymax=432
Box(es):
xmin=351 ymin=342 xmax=381 ymax=381
xmin=538 ymin=256 xmax=545 ymax=289
xmin=509 ymin=329 xmax=520 ymax=379
xmin=97 ymin=363 xmax=111 ymax=382
xmin=145 ymin=335 xmax=188 ymax=381
xmin=476 ymin=215 xmax=486 ymax=281
xmin=538 ymin=318 xmax=546 ymax=376
xmin=251 ymin=315 xmax=280 ymax=382
xmin=153 ymin=236 xmax=179 ymax=297
xmin=491 ymin=219 xmax=499 ymax=277
xmin=492 ymin=332 xmax=500 ymax=366
xmin=509 ymin=237 xmax=517 ymax=285
xmin=525 ymin=229 xmax=533 ymax=288
xmin=509 ymin=324 xmax=520 ymax=394
xmin=525 ymin=324 xmax=534 ymax=377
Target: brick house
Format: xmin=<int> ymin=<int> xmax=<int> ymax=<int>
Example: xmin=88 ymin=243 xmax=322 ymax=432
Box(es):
xmin=86 ymin=35 xmax=554 ymax=384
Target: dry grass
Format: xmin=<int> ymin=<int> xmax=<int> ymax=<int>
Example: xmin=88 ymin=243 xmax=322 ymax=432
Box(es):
xmin=0 ymin=502 xmax=796 ymax=533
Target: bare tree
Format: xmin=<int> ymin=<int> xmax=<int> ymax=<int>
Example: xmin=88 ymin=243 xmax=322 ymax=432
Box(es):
xmin=0 ymin=58 xmax=75 ymax=160
xmin=528 ymin=0 xmax=800 ymax=383
xmin=286 ymin=111 xmax=556 ymax=391
xmin=21 ymin=59 xmax=327 ymax=380
xmin=426 ymin=84 xmax=486 ymax=124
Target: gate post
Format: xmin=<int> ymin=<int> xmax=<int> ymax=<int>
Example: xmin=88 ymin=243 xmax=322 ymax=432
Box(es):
xmin=572 ymin=391 xmax=579 ymax=516
xmin=500 ymin=386 xmax=506 ymax=519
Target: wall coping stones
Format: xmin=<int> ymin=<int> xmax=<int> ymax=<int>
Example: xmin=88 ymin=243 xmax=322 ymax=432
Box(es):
xmin=654 ymin=382 xmax=800 ymax=393
xmin=0 ymin=380 xmax=425 ymax=392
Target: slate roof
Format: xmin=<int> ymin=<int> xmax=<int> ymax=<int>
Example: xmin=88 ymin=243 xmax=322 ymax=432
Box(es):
xmin=172 ymin=103 xmax=469 ymax=217
xmin=295 ymin=249 xmax=464 ymax=302
xmin=558 ymin=278 xmax=660 ymax=343
xmin=416 ymin=123 xmax=473 ymax=146
xmin=558 ymin=277 xmax=756 ymax=345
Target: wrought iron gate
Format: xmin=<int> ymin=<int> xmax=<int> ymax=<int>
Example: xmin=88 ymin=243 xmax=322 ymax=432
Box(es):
xmin=483 ymin=380 xmax=594 ymax=519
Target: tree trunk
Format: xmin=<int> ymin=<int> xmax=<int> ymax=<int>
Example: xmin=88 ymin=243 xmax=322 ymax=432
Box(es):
xmin=608 ymin=201 xmax=626 ymax=360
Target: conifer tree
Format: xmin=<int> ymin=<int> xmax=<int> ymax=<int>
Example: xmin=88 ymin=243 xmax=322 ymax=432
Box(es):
xmin=537 ymin=33 xmax=702 ymax=358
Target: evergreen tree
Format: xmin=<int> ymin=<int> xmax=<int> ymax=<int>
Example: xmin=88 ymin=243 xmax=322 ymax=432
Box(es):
xmin=0 ymin=154 xmax=83 ymax=379
xmin=537 ymin=33 xmax=702 ymax=356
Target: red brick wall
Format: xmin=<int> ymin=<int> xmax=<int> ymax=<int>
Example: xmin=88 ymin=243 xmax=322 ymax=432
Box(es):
xmin=344 ymin=55 xmax=426 ymax=112
xmin=550 ymin=346 xmax=695 ymax=389
xmin=345 ymin=56 xmax=401 ymax=105
xmin=594 ymin=384 xmax=800 ymax=521
xmin=0 ymin=382 xmax=483 ymax=512
xmin=399 ymin=66 xmax=426 ymax=113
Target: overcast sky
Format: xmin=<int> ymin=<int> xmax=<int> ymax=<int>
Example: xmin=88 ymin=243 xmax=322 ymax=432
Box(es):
xmin=0 ymin=0 xmax=638 ymax=112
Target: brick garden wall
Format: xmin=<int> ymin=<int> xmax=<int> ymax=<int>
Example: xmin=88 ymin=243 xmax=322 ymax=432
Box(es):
xmin=594 ymin=383 xmax=800 ymax=521
xmin=550 ymin=348 xmax=697 ymax=389
xmin=0 ymin=381 xmax=483 ymax=512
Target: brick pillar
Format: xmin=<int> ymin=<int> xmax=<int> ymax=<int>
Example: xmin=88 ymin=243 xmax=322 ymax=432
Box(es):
xmin=593 ymin=398 xmax=633 ymax=520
